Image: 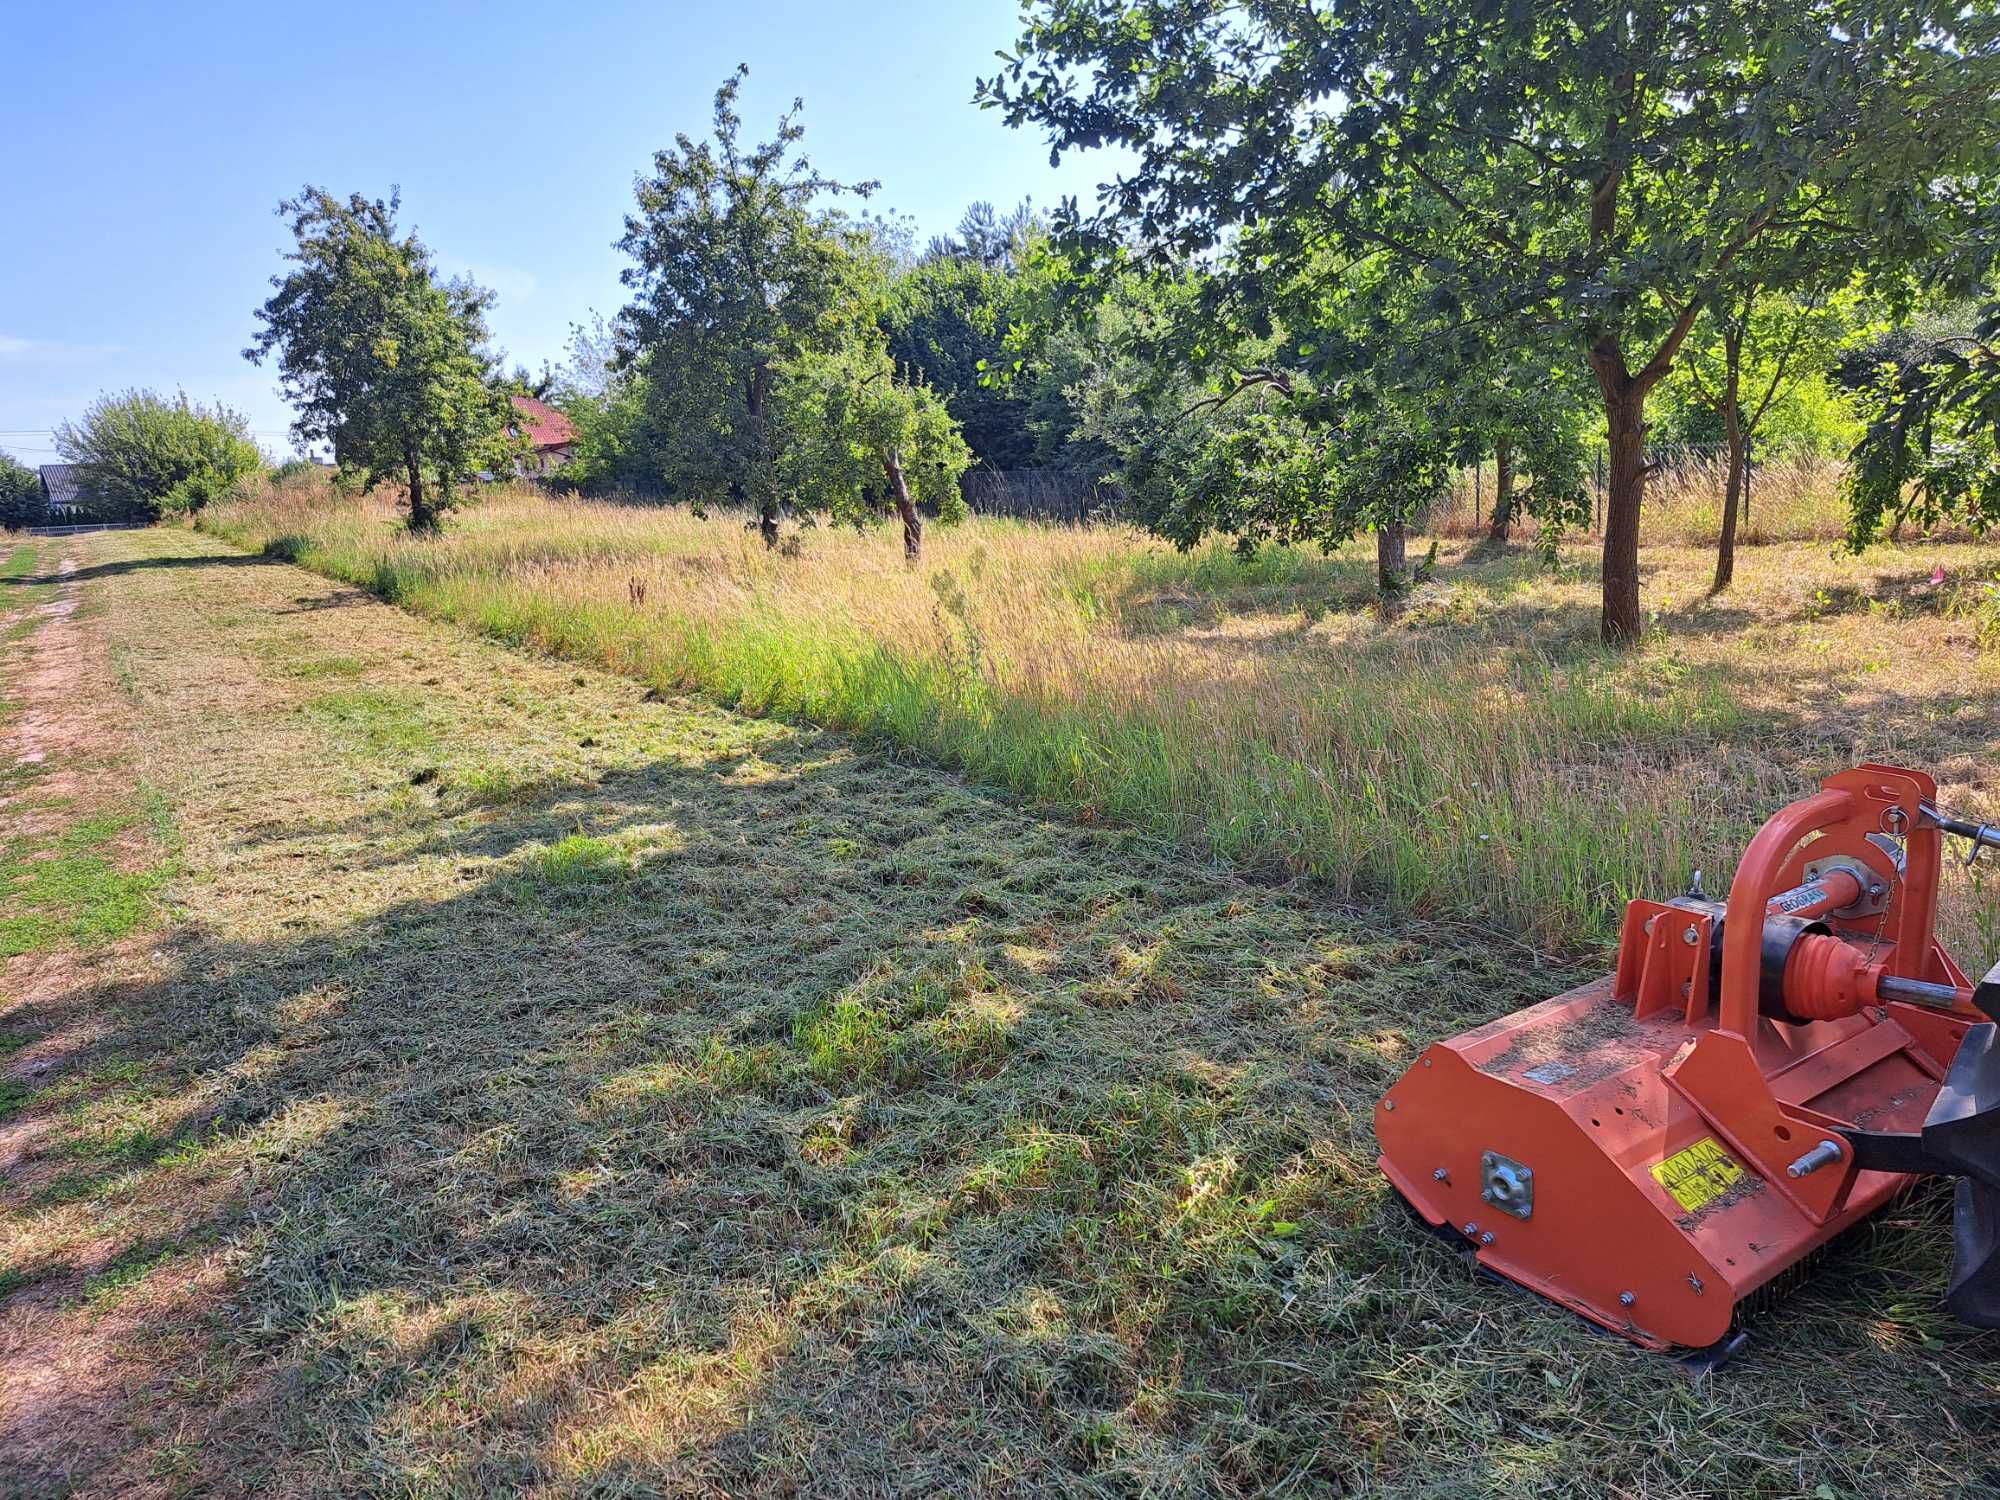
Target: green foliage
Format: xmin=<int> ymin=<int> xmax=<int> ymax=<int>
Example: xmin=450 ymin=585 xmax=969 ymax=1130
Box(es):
xmin=983 ymin=1 xmax=2000 ymax=639
xmin=1665 ymin=287 xmax=1870 ymax=458
xmin=552 ymin=376 xmax=658 ymax=494
xmin=247 ymin=187 xmax=520 ymax=531
xmin=613 ymin=68 xmax=878 ymax=534
xmin=52 ymin=390 xmax=262 ymax=520
xmin=0 ymin=453 xmax=41 ymax=529
xmin=1655 ymin=372 xmax=1862 ymax=458
xmin=926 ymin=198 xmax=1039 ymax=270
xmin=1847 ymin=300 xmax=2000 ymax=545
xmin=775 ymin=338 xmax=971 ymax=549
xmin=883 ymin=253 xmax=1040 ymax=468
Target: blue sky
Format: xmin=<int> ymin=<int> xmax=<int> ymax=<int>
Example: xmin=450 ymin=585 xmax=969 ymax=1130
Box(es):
xmin=1 ymin=1 xmax=1121 ymax=465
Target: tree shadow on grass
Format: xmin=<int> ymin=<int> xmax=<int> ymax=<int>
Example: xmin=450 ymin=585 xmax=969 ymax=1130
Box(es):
xmin=0 ymin=698 xmax=1563 ymax=1494
xmin=5 ymin=552 xmax=287 ymax=589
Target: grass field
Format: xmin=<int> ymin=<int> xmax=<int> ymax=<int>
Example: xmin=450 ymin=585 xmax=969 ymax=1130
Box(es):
xmin=0 ymin=523 xmax=1996 ymax=1496
xmin=199 ymin=477 xmax=2000 ymax=958
xmin=0 ymin=524 xmax=1984 ymax=1496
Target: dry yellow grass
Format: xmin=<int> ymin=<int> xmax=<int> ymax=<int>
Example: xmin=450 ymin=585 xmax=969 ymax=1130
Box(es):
xmin=202 ymin=477 xmax=2000 ymax=957
xmin=1439 ymin=451 xmax=1867 ymax=546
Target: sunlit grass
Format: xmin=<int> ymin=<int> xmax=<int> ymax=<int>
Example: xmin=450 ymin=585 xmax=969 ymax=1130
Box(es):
xmin=200 ymin=477 xmax=2000 ymax=952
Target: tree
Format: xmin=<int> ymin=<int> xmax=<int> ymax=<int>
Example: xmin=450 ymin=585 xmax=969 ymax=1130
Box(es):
xmin=1124 ymin=380 xmax=1457 ymax=593
xmin=925 ymin=199 xmax=1040 ymax=269
xmin=246 ymin=188 xmax=519 ymax=532
xmin=53 ymin=389 xmax=263 ymax=519
xmin=0 ymin=453 xmax=43 ymax=529
xmin=983 ymin=3 xmax=2000 ymax=643
xmin=883 ymin=254 xmax=1040 ymax=469
xmin=1681 ymin=283 xmax=1859 ymax=589
xmin=775 ymin=337 xmax=971 ymax=559
xmin=613 ymin=67 xmax=876 ymax=545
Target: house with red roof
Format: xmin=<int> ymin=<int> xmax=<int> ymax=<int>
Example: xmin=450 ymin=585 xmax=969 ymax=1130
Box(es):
xmin=509 ymin=395 xmax=578 ymax=477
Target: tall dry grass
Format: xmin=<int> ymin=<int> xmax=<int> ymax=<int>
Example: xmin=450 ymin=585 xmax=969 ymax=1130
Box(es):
xmin=1438 ymin=451 xmax=1860 ymax=546
xmin=198 ymin=476 xmax=2000 ymax=953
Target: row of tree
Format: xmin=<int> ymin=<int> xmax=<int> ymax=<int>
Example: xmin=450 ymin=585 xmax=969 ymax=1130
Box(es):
xmin=245 ymin=74 xmax=975 ymax=554
xmin=27 ymin=11 xmax=1997 ymax=642
xmin=971 ymin=0 xmax=2000 ymax=641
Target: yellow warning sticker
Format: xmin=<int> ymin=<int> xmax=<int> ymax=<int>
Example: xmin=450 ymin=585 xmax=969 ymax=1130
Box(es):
xmin=1651 ymin=1137 xmax=1745 ymax=1214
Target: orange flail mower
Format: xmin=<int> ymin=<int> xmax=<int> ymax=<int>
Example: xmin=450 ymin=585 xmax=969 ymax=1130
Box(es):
xmin=1377 ymin=763 xmax=2000 ymax=1359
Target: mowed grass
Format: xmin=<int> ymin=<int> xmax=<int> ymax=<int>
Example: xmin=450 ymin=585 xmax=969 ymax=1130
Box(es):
xmin=0 ymin=542 xmax=173 ymax=961
xmin=0 ymin=525 xmax=1995 ymax=1498
xmin=200 ymin=478 xmax=2000 ymax=958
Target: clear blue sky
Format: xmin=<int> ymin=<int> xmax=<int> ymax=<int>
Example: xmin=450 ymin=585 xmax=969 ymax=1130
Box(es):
xmin=1 ymin=1 xmax=1120 ymax=465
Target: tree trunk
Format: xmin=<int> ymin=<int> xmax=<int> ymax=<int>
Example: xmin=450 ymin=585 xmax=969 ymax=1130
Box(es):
xmin=1712 ymin=331 xmax=1746 ymax=593
xmin=1488 ymin=434 xmax=1515 ymax=544
xmin=1589 ymin=341 xmax=1649 ymax=646
xmin=406 ymin=448 xmax=434 ymax=534
xmin=1376 ymin=520 xmax=1407 ymax=596
xmin=884 ymin=450 xmax=922 ymax=561
xmin=749 ymin=363 xmax=778 ymax=549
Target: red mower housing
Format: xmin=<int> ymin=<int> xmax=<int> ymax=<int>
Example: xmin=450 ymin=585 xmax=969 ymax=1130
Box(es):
xmin=1377 ymin=764 xmax=2000 ymax=1353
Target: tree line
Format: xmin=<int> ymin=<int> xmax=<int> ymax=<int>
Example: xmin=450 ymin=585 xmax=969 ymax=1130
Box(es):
xmin=12 ymin=6 xmax=2000 ymax=648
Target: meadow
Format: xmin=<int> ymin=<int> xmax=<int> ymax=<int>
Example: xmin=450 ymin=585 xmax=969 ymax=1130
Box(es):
xmin=200 ymin=471 xmax=2000 ymax=958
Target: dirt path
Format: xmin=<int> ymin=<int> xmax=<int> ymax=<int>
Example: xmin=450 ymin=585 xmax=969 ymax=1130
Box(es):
xmin=0 ymin=527 xmax=1993 ymax=1499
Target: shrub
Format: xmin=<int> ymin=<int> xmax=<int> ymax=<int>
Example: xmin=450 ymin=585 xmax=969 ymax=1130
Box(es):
xmin=0 ymin=453 xmax=42 ymax=530
xmin=54 ymin=389 xmax=265 ymax=520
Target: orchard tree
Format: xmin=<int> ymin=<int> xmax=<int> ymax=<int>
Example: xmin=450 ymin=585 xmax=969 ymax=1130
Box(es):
xmin=54 ymin=389 xmax=263 ymax=518
xmin=775 ymin=337 xmax=971 ymax=559
xmin=1432 ymin=332 xmax=1594 ymax=548
xmin=983 ymin=2 xmax=2000 ymax=643
xmin=247 ymin=188 xmax=519 ymax=532
xmin=1682 ymin=282 xmax=1860 ymax=589
xmin=614 ymin=67 xmax=876 ymax=545
xmin=1124 ymin=379 xmax=1456 ymax=593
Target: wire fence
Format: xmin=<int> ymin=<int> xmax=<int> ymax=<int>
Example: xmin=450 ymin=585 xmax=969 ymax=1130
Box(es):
xmin=961 ymin=468 xmax=1123 ymax=525
xmin=1437 ymin=441 xmax=1857 ymax=546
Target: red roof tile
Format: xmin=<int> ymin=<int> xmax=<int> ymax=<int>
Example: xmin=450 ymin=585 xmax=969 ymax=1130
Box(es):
xmin=510 ymin=395 xmax=578 ymax=450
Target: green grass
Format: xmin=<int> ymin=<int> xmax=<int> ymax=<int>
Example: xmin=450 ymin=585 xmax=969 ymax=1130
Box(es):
xmin=0 ymin=1077 xmax=32 ymax=1121
xmin=0 ymin=810 xmax=170 ymax=959
xmin=0 ymin=542 xmax=40 ymax=583
xmin=305 ymin=686 xmax=435 ymax=755
xmin=514 ymin=832 xmax=632 ymax=891
xmin=0 ymin=541 xmax=54 ymax=636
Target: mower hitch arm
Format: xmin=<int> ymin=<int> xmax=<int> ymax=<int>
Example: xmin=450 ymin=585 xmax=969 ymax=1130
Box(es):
xmin=1923 ymin=801 xmax=2000 ymax=865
